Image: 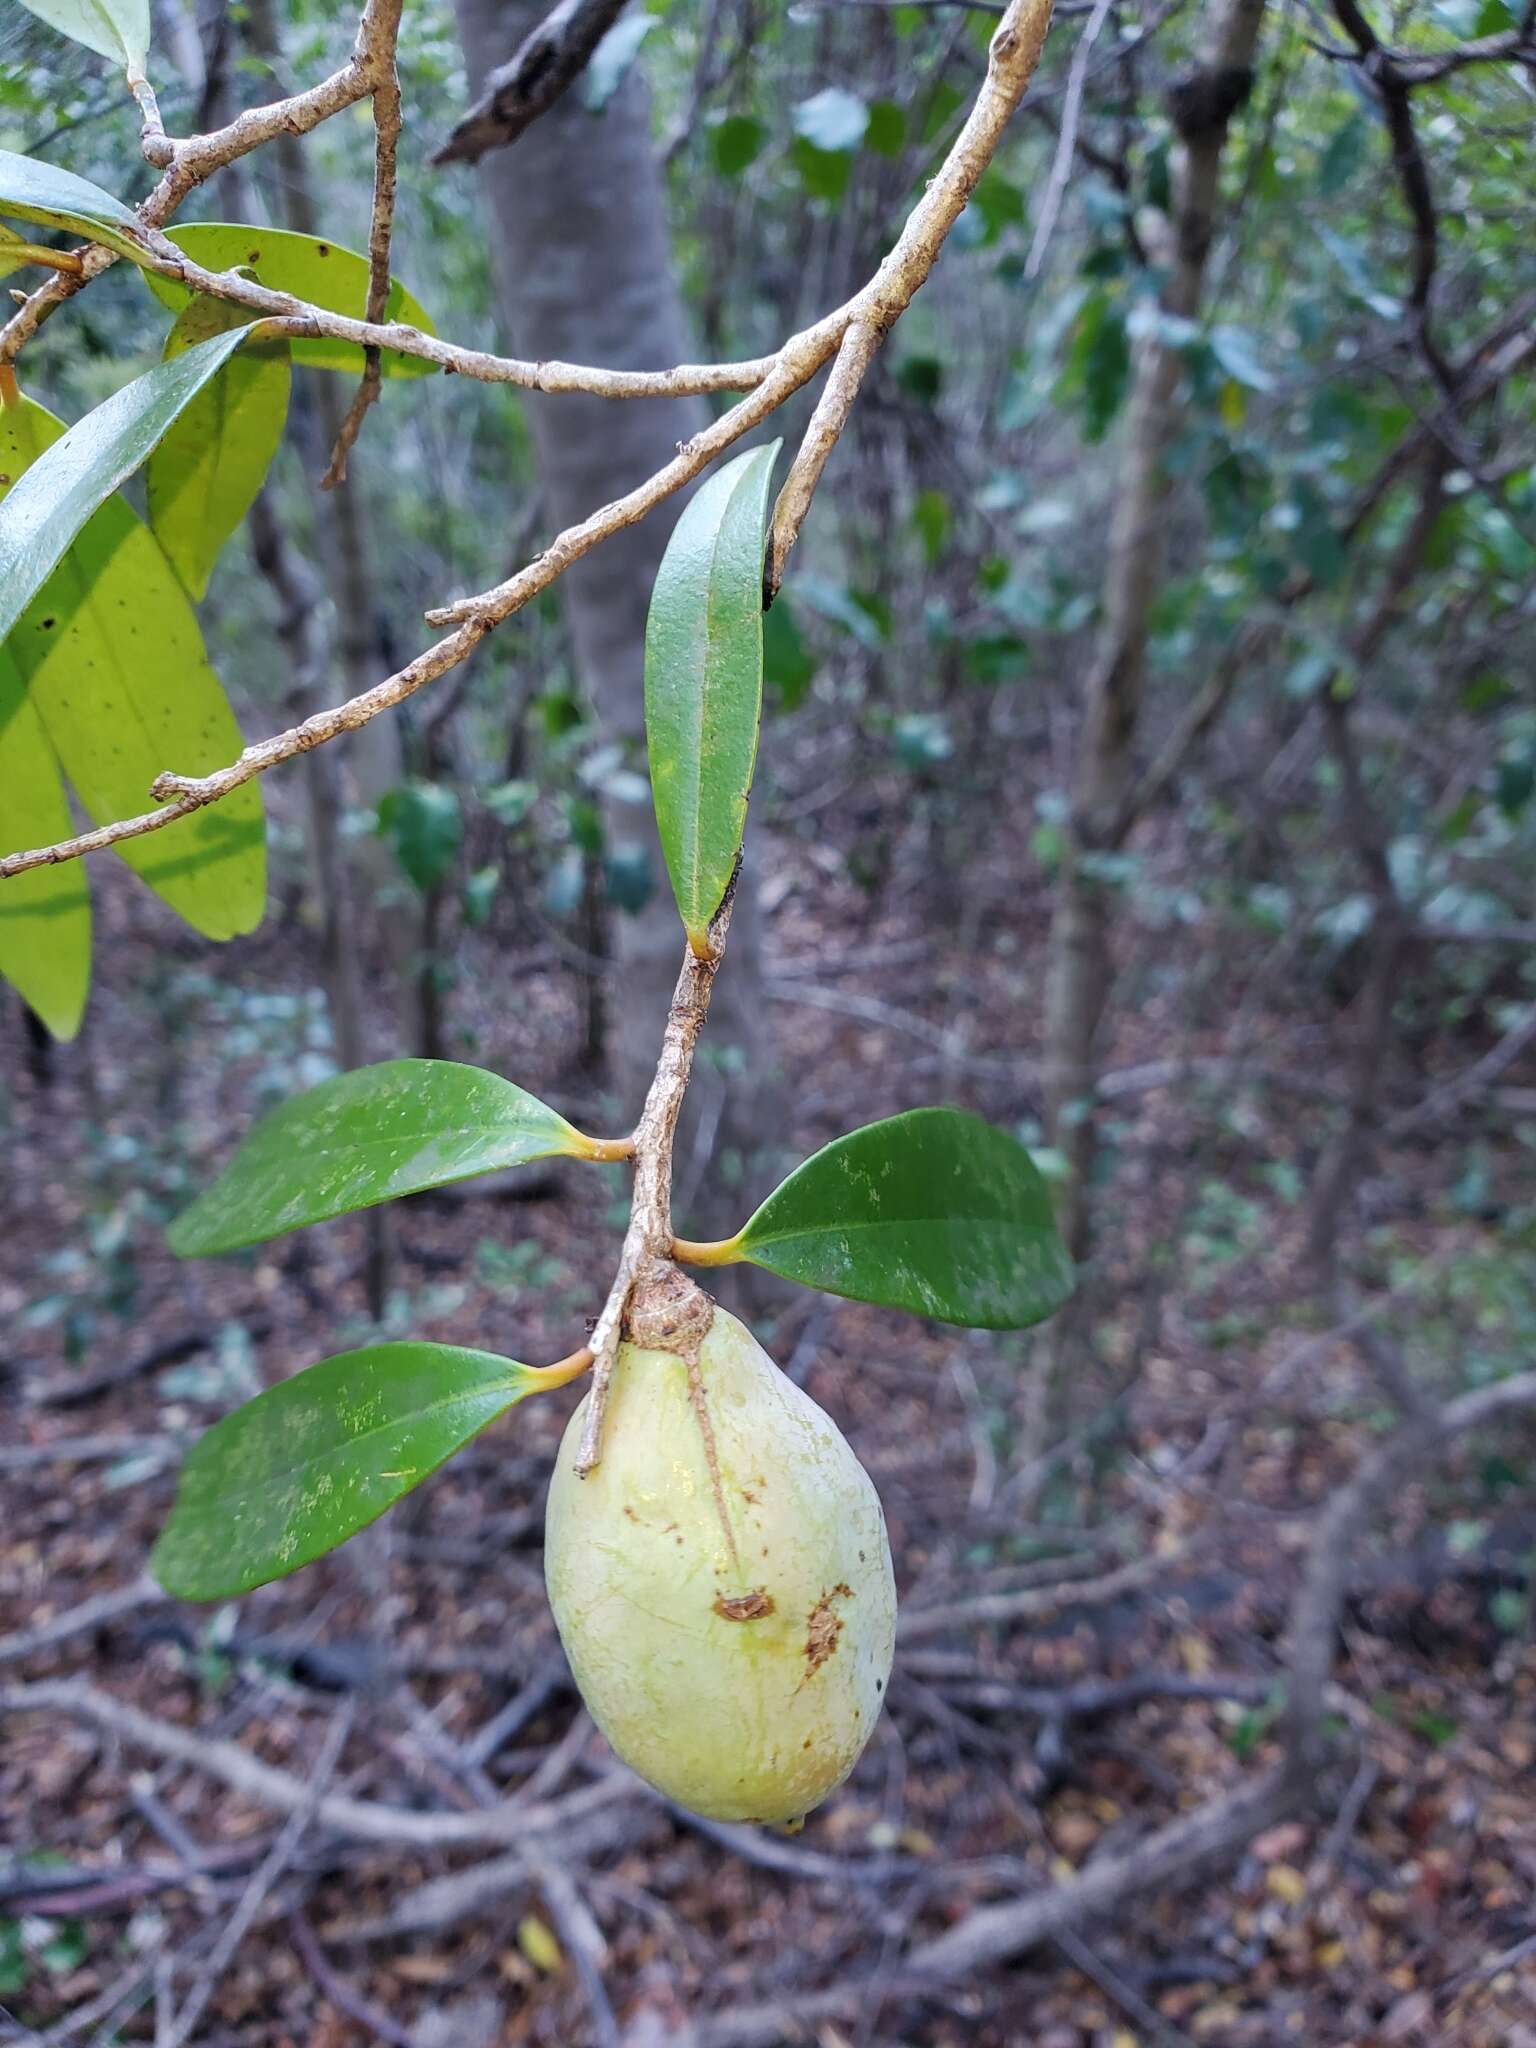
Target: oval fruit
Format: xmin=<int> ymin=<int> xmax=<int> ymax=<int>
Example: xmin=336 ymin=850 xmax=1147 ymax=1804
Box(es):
xmin=544 ymin=1296 xmax=896 ymax=1824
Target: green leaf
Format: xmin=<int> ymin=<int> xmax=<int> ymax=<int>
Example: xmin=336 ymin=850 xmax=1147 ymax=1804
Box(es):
xmin=729 ymin=1107 xmax=1075 ymax=1329
xmin=0 ymin=651 xmax=90 ymax=1039
xmin=0 ymin=395 xmax=265 ymax=939
xmin=763 ymin=596 xmax=815 ymax=710
xmin=0 ymin=148 xmax=151 ymax=263
xmin=710 ymin=114 xmax=766 ymax=177
xmin=865 ymin=99 xmax=906 ymax=159
xmin=0 ymin=328 xmax=250 ymax=647
xmin=147 ymin=297 xmax=290 ymax=600
xmin=644 ymin=441 xmax=779 ymax=951
xmin=0 ymin=225 xmax=32 ymax=279
xmin=168 ymin=1058 xmax=601 ymax=1258
xmin=1070 ymin=291 xmax=1130 ymax=443
xmin=376 ymin=779 xmax=462 ymax=893
xmin=152 ymin=1343 xmax=544 ymax=1598
xmin=792 ymin=139 xmax=853 ymax=206
xmin=145 ymin=225 xmax=437 ymax=380
xmin=13 ymin=0 xmax=149 ymax=67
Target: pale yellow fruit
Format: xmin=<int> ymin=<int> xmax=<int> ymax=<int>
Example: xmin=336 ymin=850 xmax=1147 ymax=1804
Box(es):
xmin=544 ymin=1300 xmax=896 ymax=1824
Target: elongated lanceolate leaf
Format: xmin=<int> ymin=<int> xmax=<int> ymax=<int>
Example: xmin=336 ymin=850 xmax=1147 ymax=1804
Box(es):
xmin=146 ymin=225 xmax=438 ymax=380
xmin=169 ymin=1059 xmax=604 ymax=1258
xmin=0 ymin=396 xmax=266 ymax=939
xmin=13 ymin=0 xmax=150 ymax=68
xmin=645 ymin=441 xmax=779 ymax=951
xmin=152 ymin=1344 xmax=542 ymax=1598
xmin=729 ymin=1107 xmax=1075 ymax=1330
xmin=0 ymin=327 xmax=250 ymax=646
xmin=0 ymin=650 xmax=89 ymax=1039
xmin=147 ymin=298 xmax=291 ymax=599
xmin=0 ymin=148 xmax=151 ymax=262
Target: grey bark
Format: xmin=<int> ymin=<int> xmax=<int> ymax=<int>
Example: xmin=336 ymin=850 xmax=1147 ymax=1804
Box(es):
xmin=1031 ymin=0 xmax=1268 ymax=1455
xmin=1043 ymin=0 xmax=1269 ymax=1248
xmin=448 ymin=0 xmax=776 ymax=1233
xmin=224 ymin=0 xmax=395 ymax=1314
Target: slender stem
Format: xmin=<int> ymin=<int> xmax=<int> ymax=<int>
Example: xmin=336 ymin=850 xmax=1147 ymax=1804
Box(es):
xmin=322 ymin=0 xmax=405 ymax=486
xmin=575 ymin=886 xmax=739 ymax=1474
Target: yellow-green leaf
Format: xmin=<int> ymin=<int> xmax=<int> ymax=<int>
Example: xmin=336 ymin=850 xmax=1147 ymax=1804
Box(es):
xmin=0 ymin=650 xmax=90 ymax=1039
xmin=0 ymin=328 xmax=251 ymax=646
xmin=146 ymin=224 xmax=438 ymax=380
xmin=147 ymin=298 xmax=290 ymax=600
xmin=0 ymin=226 xmax=31 ymax=280
xmin=0 ymin=148 xmax=151 ymax=263
xmin=0 ymin=396 xmax=266 ymax=939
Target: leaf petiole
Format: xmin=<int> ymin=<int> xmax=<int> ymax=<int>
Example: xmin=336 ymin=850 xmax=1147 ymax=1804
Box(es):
xmin=670 ymin=1234 xmax=744 ymax=1268
xmin=524 ymin=1346 xmax=595 ymax=1391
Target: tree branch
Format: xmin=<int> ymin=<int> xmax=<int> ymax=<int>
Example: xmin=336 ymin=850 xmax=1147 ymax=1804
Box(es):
xmin=432 ymin=0 xmax=632 ymax=166
xmin=322 ymin=0 xmax=405 ymax=486
xmin=576 ymin=883 xmax=738 ymax=1474
xmin=0 ymin=0 xmax=1057 ymax=887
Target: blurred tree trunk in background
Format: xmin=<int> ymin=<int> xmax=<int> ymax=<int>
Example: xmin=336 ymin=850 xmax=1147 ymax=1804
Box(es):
xmin=196 ymin=0 xmax=396 ymax=1315
xmin=1036 ymin=0 xmax=1267 ymax=1435
xmin=245 ymin=0 xmax=425 ymax=1071
xmin=448 ymin=0 xmax=777 ymax=1232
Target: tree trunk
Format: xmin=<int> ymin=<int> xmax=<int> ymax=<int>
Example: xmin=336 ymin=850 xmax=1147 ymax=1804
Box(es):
xmin=447 ymin=0 xmax=776 ymax=1234
xmin=244 ymin=0 xmax=425 ymax=1060
xmin=1033 ymin=0 xmax=1267 ymax=1447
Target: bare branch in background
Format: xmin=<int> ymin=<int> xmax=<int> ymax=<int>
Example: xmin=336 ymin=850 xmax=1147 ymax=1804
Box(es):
xmin=1023 ymin=0 xmax=1116 ymax=279
xmin=323 ymin=0 xmax=406 ymax=485
xmin=432 ymin=0 xmax=632 ymax=165
xmin=1330 ymin=0 xmax=1459 ymax=391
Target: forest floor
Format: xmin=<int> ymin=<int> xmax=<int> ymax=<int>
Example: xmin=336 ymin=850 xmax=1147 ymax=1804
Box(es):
xmin=3 ymin=794 xmax=1535 ymax=2048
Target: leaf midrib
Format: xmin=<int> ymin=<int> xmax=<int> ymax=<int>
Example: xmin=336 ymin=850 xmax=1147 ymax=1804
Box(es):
xmin=184 ymin=1377 xmax=528 ymax=1517
xmin=743 ymin=1207 xmax=1043 ymax=1253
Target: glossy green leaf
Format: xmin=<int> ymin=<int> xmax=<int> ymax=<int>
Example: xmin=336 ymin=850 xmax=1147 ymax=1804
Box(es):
xmin=0 ymin=328 xmax=250 ymax=646
xmin=730 ymin=1107 xmax=1075 ymax=1330
xmin=644 ymin=441 xmax=779 ymax=950
xmin=0 ymin=399 xmax=263 ymax=932
xmin=0 ymin=651 xmax=89 ymax=1039
xmin=0 ymin=395 xmax=266 ymax=938
xmin=13 ymin=0 xmax=149 ymax=67
xmin=0 ymin=148 xmax=150 ymax=263
xmin=168 ymin=1058 xmax=601 ymax=1258
xmin=147 ymin=298 xmax=290 ymax=600
xmin=145 ymin=225 xmax=437 ymax=380
xmin=152 ymin=1343 xmax=542 ymax=1598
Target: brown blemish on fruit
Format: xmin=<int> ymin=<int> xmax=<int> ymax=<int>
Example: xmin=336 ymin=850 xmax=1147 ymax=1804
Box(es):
xmin=804 ymin=1583 xmax=853 ymax=1676
xmin=713 ymin=1588 xmax=775 ymax=1622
